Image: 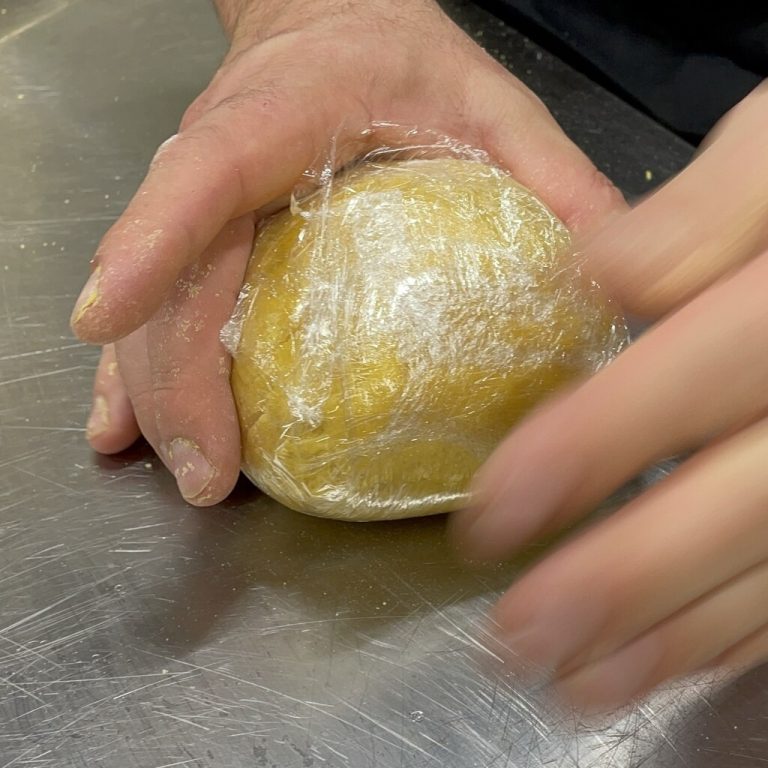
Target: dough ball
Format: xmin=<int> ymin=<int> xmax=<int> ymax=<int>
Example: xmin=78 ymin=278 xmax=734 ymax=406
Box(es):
xmin=230 ymin=158 xmax=625 ymax=521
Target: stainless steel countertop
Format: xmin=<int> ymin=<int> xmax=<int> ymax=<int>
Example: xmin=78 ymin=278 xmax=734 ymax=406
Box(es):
xmin=2 ymin=1 xmax=766 ymax=766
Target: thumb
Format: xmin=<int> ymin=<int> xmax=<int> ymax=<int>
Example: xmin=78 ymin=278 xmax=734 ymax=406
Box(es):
xmin=70 ymin=76 xmax=347 ymax=344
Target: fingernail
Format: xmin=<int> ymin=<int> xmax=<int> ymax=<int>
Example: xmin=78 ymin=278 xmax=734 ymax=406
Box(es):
xmin=86 ymin=395 xmax=110 ymax=439
xmin=168 ymin=438 xmax=215 ymax=502
xmin=555 ymin=633 xmax=664 ymax=714
xmin=71 ymin=266 xmax=102 ymax=326
xmin=459 ymin=491 xmax=550 ymax=561
xmin=457 ymin=462 xmax=574 ymax=561
xmin=462 ymin=503 xmax=520 ymax=560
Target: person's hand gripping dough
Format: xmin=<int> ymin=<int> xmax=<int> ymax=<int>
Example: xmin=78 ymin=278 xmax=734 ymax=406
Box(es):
xmin=72 ymin=0 xmax=624 ymax=505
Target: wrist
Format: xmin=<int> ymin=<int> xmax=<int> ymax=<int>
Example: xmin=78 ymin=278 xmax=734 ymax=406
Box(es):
xmin=214 ymin=0 xmax=440 ymax=47
xmin=211 ymin=0 xmax=250 ymax=39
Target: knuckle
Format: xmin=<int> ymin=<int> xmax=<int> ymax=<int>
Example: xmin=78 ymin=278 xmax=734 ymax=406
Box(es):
xmin=179 ymin=95 xmax=212 ymax=131
xmin=588 ymin=167 xmax=626 ymax=210
xmin=209 ymin=81 xmax=309 ymax=142
xmin=149 ymin=360 xmax=226 ymax=407
xmin=571 ymin=168 xmax=627 ymax=232
xmin=130 ymin=379 xmax=186 ymax=426
xmin=149 ymin=126 xmax=225 ymax=172
xmin=212 ymin=81 xmax=282 ymax=115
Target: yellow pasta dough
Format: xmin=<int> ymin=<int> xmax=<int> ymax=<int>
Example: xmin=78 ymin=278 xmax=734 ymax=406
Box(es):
xmin=229 ymin=158 xmax=625 ymax=521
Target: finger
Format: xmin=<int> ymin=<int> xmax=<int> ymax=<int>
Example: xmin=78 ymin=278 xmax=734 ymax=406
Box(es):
xmin=70 ymin=73 xmax=360 ymax=344
xmin=556 ymin=560 xmax=768 ymax=712
xmin=470 ymin=69 xmax=628 ymax=234
xmin=146 ymin=215 xmax=253 ymax=506
xmin=579 ymin=81 xmax=768 ymax=318
xmin=714 ymin=623 xmax=768 ymax=674
xmin=114 ymin=325 xmax=161 ymax=450
xmin=453 ymin=248 xmax=768 ymax=560
xmin=86 ymin=343 xmax=141 ymax=454
xmin=487 ymin=415 xmax=768 ymax=694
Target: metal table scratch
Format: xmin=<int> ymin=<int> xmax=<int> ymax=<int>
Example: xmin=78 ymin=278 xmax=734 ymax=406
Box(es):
xmin=2 ymin=1 xmax=766 ymax=766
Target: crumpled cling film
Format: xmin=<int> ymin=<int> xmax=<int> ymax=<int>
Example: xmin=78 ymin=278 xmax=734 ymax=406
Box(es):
xmin=222 ymin=129 xmax=627 ymax=521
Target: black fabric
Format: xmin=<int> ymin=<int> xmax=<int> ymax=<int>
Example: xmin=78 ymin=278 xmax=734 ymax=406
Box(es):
xmin=477 ymin=0 xmax=767 ymax=143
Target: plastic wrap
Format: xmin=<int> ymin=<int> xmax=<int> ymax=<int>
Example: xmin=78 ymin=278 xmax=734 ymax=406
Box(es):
xmin=222 ymin=133 xmax=627 ymax=521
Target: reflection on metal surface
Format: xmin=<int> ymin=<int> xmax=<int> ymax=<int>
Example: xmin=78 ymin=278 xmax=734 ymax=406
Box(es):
xmin=2 ymin=0 xmax=766 ymax=765
xmin=0 ymin=1 xmax=72 ymax=47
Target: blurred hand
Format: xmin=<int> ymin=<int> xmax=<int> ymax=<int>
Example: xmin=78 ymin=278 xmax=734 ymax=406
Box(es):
xmin=73 ymin=0 xmax=623 ymax=505
xmin=452 ymin=81 xmax=768 ymax=712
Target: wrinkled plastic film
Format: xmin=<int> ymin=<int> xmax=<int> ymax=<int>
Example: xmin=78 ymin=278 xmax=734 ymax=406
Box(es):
xmin=223 ymin=131 xmax=627 ymax=521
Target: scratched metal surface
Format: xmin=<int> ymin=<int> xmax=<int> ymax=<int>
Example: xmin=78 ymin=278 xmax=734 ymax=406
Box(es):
xmin=2 ymin=0 xmax=767 ymax=766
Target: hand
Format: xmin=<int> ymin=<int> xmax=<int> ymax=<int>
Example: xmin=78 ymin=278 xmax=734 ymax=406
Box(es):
xmin=74 ymin=0 xmax=624 ymax=505
xmin=452 ymin=81 xmax=768 ymax=712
